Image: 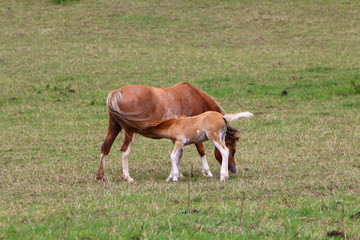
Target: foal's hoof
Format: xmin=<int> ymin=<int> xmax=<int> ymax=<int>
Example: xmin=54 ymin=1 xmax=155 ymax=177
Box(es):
xmin=220 ymin=174 xmax=229 ymax=181
xmin=166 ymin=177 xmax=179 ymax=182
xmin=202 ymin=170 xmax=213 ymax=178
xmin=166 ymin=175 xmax=179 ymax=182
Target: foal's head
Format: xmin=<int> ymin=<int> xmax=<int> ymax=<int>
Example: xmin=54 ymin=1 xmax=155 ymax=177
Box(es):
xmin=214 ymin=126 xmax=240 ymax=173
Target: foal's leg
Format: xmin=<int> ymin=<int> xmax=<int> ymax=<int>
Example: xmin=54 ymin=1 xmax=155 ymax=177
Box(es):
xmin=177 ymin=148 xmax=184 ymax=179
xmin=195 ymin=143 xmax=213 ymax=177
xmin=166 ymin=141 xmax=184 ymax=182
xmin=209 ymin=134 xmax=229 ymax=181
xmin=97 ymin=114 xmax=121 ymax=180
xmin=120 ymin=131 xmax=136 ymax=182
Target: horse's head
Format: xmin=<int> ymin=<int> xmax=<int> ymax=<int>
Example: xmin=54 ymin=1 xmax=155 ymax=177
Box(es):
xmin=214 ymin=126 xmax=240 ymax=173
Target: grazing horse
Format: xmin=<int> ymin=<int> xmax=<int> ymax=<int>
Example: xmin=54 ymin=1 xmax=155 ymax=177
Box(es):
xmin=146 ymin=111 xmax=254 ymax=181
xmin=96 ymin=82 xmax=241 ymax=182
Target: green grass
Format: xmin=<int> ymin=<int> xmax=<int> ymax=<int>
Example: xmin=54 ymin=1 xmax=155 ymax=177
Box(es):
xmin=1 ymin=0 xmax=359 ymax=239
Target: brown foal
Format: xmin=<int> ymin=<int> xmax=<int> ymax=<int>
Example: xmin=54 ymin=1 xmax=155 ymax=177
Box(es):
xmin=144 ymin=111 xmax=253 ymax=181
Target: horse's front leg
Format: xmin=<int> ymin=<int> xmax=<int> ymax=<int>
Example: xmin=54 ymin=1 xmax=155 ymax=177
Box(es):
xmin=195 ymin=143 xmax=213 ymax=178
xmin=120 ymin=131 xmax=136 ymax=182
xmin=166 ymin=141 xmax=184 ymax=182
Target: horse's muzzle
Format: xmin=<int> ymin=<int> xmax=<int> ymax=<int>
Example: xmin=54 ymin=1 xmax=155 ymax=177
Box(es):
xmin=229 ymin=166 xmax=237 ymax=174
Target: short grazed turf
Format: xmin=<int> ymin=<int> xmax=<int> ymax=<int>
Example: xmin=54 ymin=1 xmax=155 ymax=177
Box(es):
xmin=0 ymin=0 xmax=359 ymax=239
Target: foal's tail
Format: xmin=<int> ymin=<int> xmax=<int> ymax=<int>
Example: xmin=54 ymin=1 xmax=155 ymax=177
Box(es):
xmin=224 ymin=112 xmax=254 ymax=122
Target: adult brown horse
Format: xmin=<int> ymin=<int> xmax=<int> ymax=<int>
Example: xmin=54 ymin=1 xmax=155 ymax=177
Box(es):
xmin=96 ymin=82 xmax=240 ymax=182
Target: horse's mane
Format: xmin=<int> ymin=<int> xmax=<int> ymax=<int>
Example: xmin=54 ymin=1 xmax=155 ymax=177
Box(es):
xmin=178 ymin=82 xmax=224 ymax=114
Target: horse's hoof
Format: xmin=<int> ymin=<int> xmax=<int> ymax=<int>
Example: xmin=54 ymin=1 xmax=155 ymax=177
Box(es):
xmin=126 ymin=177 xmax=134 ymax=182
xmin=96 ymin=171 xmax=104 ymax=180
xmin=121 ymin=174 xmax=134 ymax=182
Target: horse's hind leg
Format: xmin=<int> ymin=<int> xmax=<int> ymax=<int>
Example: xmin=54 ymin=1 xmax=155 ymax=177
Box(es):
xmin=195 ymin=143 xmax=213 ymax=177
xmin=120 ymin=130 xmax=136 ymax=182
xmin=97 ymin=114 xmax=121 ymax=180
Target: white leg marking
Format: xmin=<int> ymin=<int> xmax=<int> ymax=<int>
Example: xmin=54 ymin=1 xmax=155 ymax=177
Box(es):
xmin=121 ymin=135 xmax=135 ymax=182
xmin=166 ymin=144 xmax=183 ymax=182
xmin=200 ymin=155 xmax=213 ymax=177
xmin=100 ymin=153 xmax=106 ymax=169
xmin=177 ymin=149 xmax=184 ymax=179
xmin=96 ymin=153 xmax=107 ymax=180
xmin=212 ymin=141 xmax=229 ymax=181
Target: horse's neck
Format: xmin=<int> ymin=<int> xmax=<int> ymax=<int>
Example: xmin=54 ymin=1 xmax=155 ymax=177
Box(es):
xmin=172 ymin=83 xmax=224 ymax=114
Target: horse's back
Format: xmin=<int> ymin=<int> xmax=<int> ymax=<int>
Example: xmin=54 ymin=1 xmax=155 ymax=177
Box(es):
xmin=117 ymin=83 xmax=221 ymax=118
xmin=107 ymin=82 xmax=223 ymax=131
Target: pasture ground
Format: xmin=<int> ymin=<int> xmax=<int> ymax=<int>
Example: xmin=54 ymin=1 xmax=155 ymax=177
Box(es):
xmin=0 ymin=0 xmax=359 ymax=239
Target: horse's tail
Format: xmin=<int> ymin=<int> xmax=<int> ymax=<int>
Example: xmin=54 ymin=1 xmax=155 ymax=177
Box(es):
xmin=106 ymin=90 xmax=150 ymax=130
xmin=224 ymin=112 xmax=254 ymax=122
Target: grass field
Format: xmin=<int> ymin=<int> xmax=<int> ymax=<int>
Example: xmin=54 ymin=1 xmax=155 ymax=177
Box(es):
xmin=1 ymin=0 xmax=359 ymax=239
